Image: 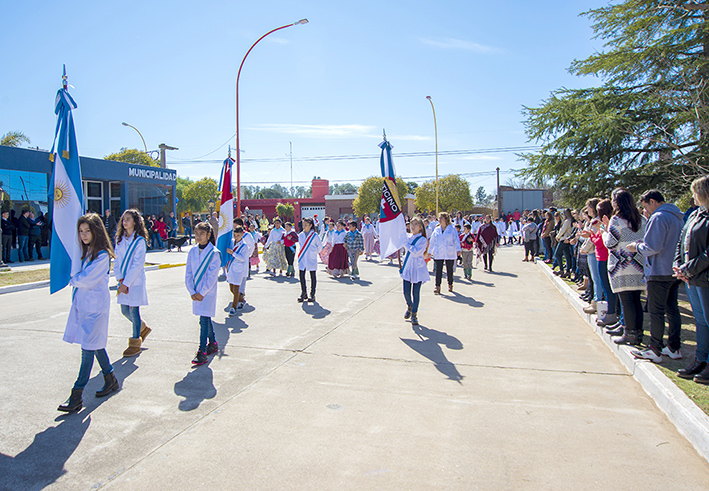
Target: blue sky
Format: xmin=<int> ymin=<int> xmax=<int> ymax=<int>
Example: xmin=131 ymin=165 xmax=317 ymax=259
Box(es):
xmin=0 ymin=0 xmax=607 ymax=195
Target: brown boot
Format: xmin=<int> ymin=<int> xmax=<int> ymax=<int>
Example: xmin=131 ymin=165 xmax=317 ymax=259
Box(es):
xmin=123 ymin=337 xmax=142 ymax=357
xmin=583 ymin=301 xmax=597 ymax=314
xmin=140 ymin=321 xmax=151 ymax=342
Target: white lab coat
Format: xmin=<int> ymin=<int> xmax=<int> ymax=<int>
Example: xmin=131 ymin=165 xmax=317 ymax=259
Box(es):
xmin=63 ymin=251 xmax=111 ymax=350
xmin=507 ymin=221 xmax=520 ymax=237
xmin=185 ymin=242 xmax=221 ymax=317
xmin=114 ymin=233 xmax=148 ymax=307
xmin=426 ymin=220 xmax=439 ymax=237
xmin=226 ymin=240 xmax=249 ymax=286
xmin=400 ymin=233 xmax=430 ymax=284
xmin=430 ymin=224 xmax=461 ymax=260
xmin=243 ymin=230 xmax=256 ymax=256
xmin=297 ymin=230 xmax=323 ymax=271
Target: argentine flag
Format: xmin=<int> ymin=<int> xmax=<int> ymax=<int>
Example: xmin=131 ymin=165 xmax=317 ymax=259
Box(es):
xmin=49 ymin=84 xmax=84 ymax=294
xmin=378 ymin=136 xmax=407 ymax=258
xmin=216 ymin=154 xmax=234 ymax=267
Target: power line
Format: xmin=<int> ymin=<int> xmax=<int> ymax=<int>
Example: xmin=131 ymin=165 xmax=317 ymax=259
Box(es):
xmin=239 ymin=169 xmax=518 ymax=185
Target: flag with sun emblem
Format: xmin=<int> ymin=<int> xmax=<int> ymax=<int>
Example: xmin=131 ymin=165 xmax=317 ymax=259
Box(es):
xmin=216 ymin=152 xmax=234 ymax=267
xmin=49 ymin=67 xmax=84 ymax=294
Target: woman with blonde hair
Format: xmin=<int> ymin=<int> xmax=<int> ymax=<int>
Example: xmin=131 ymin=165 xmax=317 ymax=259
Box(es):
xmin=429 ymin=212 xmax=461 ymax=294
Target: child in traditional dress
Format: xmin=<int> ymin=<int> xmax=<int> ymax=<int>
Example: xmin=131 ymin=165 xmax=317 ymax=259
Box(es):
xmin=319 ymin=219 xmax=335 ymax=266
xmin=328 ymin=219 xmax=349 ymax=277
xmin=460 ymin=223 xmax=475 ymax=280
xmin=401 ymin=217 xmax=429 ymax=326
xmin=58 ymin=214 xmax=118 ymax=413
xmin=297 ymin=217 xmax=323 ymax=302
xmin=283 ymin=222 xmax=299 ymax=277
xmin=185 ymin=222 xmax=221 ymax=366
xmin=247 ymin=222 xmax=262 ymax=275
xmin=362 ymin=216 xmax=378 ymax=260
xmin=114 ymin=209 xmax=150 ymax=358
xmin=226 ymin=227 xmax=249 ymax=315
xmin=264 ymin=218 xmax=287 ymax=276
xmin=344 ymin=220 xmax=364 ymax=280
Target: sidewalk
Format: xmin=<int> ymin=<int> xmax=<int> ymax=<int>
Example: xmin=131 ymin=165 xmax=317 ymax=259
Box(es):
xmin=1 ymin=246 xmax=708 ymax=489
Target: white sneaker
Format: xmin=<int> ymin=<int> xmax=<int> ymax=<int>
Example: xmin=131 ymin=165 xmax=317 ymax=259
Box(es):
xmin=631 ymin=347 xmax=662 ymax=363
xmin=661 ymin=346 xmax=683 ymax=360
xmin=229 ymin=307 xmax=237 ymax=316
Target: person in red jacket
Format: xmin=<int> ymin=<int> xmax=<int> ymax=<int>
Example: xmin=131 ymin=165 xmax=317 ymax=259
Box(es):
xmin=153 ymin=216 xmax=168 ymax=249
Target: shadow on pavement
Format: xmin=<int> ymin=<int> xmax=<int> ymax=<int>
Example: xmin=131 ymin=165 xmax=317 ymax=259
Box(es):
xmin=400 ymin=324 xmax=464 ymax=383
xmin=174 ymin=362 xmax=217 ymax=411
xmin=301 ymin=301 xmax=331 ymax=319
xmin=0 ymin=357 xmax=138 ymax=490
xmin=332 ymin=277 xmax=373 ymax=286
xmin=487 ymin=270 xmax=518 ymax=278
xmin=443 ymin=291 xmax=484 ymax=308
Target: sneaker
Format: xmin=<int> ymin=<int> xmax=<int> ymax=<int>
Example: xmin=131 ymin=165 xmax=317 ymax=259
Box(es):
xmin=192 ymin=350 xmax=208 ymax=366
xmin=606 ymin=325 xmax=625 ymax=336
xmin=237 ymin=302 xmax=245 ymax=310
xmin=411 ymin=313 xmax=419 ymax=326
xmin=297 ymin=294 xmax=307 ymax=303
xmin=206 ymin=342 xmax=219 ymax=356
xmin=631 ymin=347 xmax=662 ymax=363
xmin=404 ymin=307 xmax=412 ymax=320
xmin=308 ymin=295 xmax=315 ymax=303
xmin=614 ymin=334 xmax=639 ymax=346
xmin=661 ymin=347 xmax=682 ymax=360
xmin=678 ymin=359 xmax=707 ymax=379
xmin=229 ymin=307 xmax=237 ymax=316
xmin=597 ymin=314 xmax=619 ymax=327
xmin=694 ymin=365 xmax=709 ymax=385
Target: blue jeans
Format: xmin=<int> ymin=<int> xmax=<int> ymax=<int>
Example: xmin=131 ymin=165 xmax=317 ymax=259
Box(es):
xmin=74 ymin=348 xmax=113 ymax=390
xmin=199 ymin=316 xmax=215 ymax=351
xmin=121 ymin=305 xmax=142 ymax=338
xmin=403 ymin=280 xmax=422 ymax=313
xmin=587 ymin=254 xmax=602 ymax=302
xmin=597 ymin=260 xmax=616 ymax=315
xmin=18 ymin=235 xmax=28 ymax=261
xmin=184 ymin=227 xmax=192 ymax=244
xmin=686 ymin=284 xmax=709 ymax=362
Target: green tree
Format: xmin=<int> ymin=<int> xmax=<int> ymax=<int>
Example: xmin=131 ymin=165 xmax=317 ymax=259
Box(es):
xmin=105 ymin=148 xmax=160 ymax=167
xmin=353 ymin=176 xmax=408 ymax=216
xmin=474 ymin=186 xmax=489 ymax=206
xmin=276 ymin=202 xmax=295 ymax=219
xmin=260 ymin=187 xmax=285 ymax=199
xmin=415 ymin=174 xmax=473 ymax=213
xmin=182 ymin=177 xmax=218 ymax=213
xmin=330 ymin=183 xmax=359 ymax=195
xmin=1 ymin=131 xmax=30 ymax=147
xmin=519 ymin=0 xmax=709 ymax=207
xmin=406 ymin=181 xmax=419 ymax=194
xmin=176 ymin=177 xmax=200 ymax=214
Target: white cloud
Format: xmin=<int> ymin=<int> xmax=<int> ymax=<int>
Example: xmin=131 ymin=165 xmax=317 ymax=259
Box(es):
xmin=419 ymin=37 xmax=501 ymax=54
xmin=268 ymin=37 xmax=290 ymax=45
xmin=250 ymin=124 xmax=431 ymax=142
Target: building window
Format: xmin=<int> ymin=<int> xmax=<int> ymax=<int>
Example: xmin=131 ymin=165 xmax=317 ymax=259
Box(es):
xmin=109 ymin=182 xmax=122 ymax=216
xmin=83 ymin=180 xmax=103 ymax=215
xmin=0 ymin=169 xmax=49 ymax=214
xmin=128 ymin=183 xmax=173 ymax=218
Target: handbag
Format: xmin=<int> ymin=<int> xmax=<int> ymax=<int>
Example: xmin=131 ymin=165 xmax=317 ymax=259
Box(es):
xmin=579 ymin=237 xmax=594 ymax=255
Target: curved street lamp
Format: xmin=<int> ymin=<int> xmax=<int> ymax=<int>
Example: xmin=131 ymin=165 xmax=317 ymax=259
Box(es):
xmin=235 ymin=18 xmax=309 ymax=216
xmin=425 ymin=96 xmax=439 ymax=215
xmin=121 ymin=122 xmax=148 ymax=153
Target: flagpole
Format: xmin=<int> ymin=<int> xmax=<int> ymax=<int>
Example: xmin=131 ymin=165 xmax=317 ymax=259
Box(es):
xmin=235 ymin=18 xmax=309 ymax=217
xmin=426 ymin=96 xmax=439 ymax=216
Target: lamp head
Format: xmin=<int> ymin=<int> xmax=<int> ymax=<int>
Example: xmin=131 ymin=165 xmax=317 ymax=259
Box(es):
xmin=122 ymin=122 xmax=129 ymax=126
xmin=426 ymin=96 xmax=432 ymax=100
xmin=295 ymin=18 xmax=308 ymax=25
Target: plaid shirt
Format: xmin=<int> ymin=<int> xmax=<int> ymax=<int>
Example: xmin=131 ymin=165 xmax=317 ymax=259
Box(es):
xmin=344 ymin=229 xmax=364 ymax=253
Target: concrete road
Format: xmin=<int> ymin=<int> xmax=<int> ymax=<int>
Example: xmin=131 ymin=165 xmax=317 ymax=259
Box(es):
xmin=1 ymin=246 xmax=708 ymax=490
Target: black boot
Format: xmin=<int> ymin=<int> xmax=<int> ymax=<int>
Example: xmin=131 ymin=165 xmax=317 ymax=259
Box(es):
xmin=297 ymin=292 xmax=308 ymax=303
xmin=96 ymin=372 xmax=119 ymax=398
xmin=694 ymin=365 xmax=709 ymax=385
xmin=58 ymin=389 xmax=83 ymax=412
xmin=404 ymin=306 xmax=412 ymax=320
xmin=678 ymin=359 xmax=707 ymax=380
xmin=411 ymin=313 xmax=419 ymax=326
xmin=308 ymin=292 xmax=316 ymax=303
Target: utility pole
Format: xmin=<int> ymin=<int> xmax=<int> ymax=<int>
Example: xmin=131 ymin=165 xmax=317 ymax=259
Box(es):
xmin=496 ymin=167 xmax=501 ymax=218
xmin=159 ymin=143 xmax=178 ymax=168
xmin=290 ymin=141 xmax=293 ymax=195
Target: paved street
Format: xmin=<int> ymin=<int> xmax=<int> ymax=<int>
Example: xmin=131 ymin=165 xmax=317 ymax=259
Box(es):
xmin=1 ymin=245 xmax=709 ymax=490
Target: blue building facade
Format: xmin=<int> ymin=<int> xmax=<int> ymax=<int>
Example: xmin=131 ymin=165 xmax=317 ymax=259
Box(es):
xmin=0 ymin=146 xmax=177 ymax=218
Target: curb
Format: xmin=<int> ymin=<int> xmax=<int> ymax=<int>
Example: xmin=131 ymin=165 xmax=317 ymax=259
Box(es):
xmin=0 ymin=263 xmax=187 ymax=295
xmin=536 ymin=259 xmax=709 ymax=463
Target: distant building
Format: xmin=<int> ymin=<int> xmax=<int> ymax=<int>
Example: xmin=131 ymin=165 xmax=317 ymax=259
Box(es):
xmin=499 ymin=185 xmax=553 ymax=214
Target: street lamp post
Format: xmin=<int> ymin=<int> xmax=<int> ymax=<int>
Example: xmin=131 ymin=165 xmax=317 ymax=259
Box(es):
xmin=208 ymin=199 xmax=215 ymax=215
xmin=425 ymin=96 xmax=439 ymax=216
xmin=121 ymin=122 xmax=148 ymax=153
xmin=235 ymin=18 xmax=309 ymax=217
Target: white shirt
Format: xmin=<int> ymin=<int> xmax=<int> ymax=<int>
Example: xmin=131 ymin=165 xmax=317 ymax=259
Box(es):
xmin=185 ymin=242 xmax=221 ymax=317
xmin=114 ymin=233 xmax=148 ymax=307
xmin=400 ymin=233 xmax=430 ymax=284
xmin=362 ymin=223 xmax=377 ymax=236
xmin=297 ymin=230 xmax=323 ymax=271
xmin=430 ymin=224 xmax=461 ymax=260
xmin=63 ymin=252 xmax=111 ymax=350
xmin=329 ymin=229 xmax=347 ymax=245
xmin=265 ymin=227 xmax=285 ymax=247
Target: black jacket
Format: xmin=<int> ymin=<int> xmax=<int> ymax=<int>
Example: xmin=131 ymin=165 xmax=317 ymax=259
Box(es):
xmin=1 ymin=217 xmax=15 ymax=235
xmin=17 ymin=215 xmax=31 ymax=236
xmin=675 ymin=206 xmax=709 ymax=287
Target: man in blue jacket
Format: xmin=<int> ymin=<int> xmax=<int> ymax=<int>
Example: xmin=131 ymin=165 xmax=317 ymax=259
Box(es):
xmin=628 ymin=190 xmax=684 ymax=362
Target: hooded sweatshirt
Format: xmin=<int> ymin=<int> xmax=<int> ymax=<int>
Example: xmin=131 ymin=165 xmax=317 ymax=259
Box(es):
xmin=636 ymin=202 xmax=684 ymax=280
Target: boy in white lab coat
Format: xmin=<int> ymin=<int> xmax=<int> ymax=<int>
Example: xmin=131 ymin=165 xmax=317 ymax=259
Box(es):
xmin=226 ymin=227 xmax=249 ymax=315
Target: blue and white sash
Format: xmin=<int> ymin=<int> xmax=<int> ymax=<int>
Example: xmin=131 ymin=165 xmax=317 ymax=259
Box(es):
xmin=194 ymin=248 xmax=215 ymax=291
xmin=120 ymin=235 xmax=144 ymax=280
xmin=400 ymin=236 xmax=423 ymax=274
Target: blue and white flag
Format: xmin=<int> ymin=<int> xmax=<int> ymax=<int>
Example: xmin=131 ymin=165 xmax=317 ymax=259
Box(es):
xmin=216 ymin=154 xmax=234 ymax=267
xmin=378 ymin=136 xmax=407 ymax=257
xmin=49 ymin=78 xmax=84 ymax=294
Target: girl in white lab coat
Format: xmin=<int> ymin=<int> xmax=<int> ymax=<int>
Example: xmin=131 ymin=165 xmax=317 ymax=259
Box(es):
xmin=114 ymin=209 xmax=150 ymax=358
xmin=401 ymin=217 xmax=430 ymax=326
xmin=58 ymin=214 xmax=118 ymax=413
xmin=226 ymin=226 xmax=249 ymax=315
xmin=297 ymin=217 xmax=323 ymax=302
xmin=185 ymin=222 xmax=221 ymax=367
